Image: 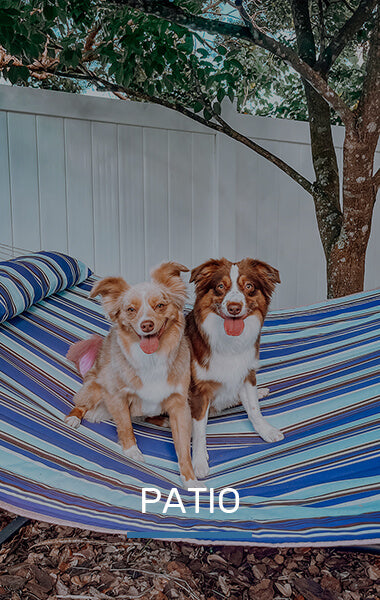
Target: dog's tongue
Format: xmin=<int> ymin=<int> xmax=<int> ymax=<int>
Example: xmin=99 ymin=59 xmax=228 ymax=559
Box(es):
xmin=224 ymin=318 xmax=244 ymax=336
xmin=140 ymin=335 xmax=160 ymax=354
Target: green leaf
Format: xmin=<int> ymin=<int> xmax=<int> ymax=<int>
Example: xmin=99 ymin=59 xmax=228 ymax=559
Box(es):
xmin=122 ymin=69 xmax=132 ymax=87
xmin=43 ymin=4 xmax=58 ymax=21
xmin=164 ymin=76 xmax=173 ymax=92
xmin=7 ymin=65 xmax=29 ymax=84
xmin=217 ymin=45 xmax=227 ymax=55
xmin=154 ymin=60 xmax=165 ymax=75
xmin=197 ymin=48 xmax=208 ymax=58
xmin=203 ymin=107 xmax=212 ymax=121
xmin=213 ymin=101 xmax=221 ymax=116
xmin=108 ymin=62 xmax=118 ymax=77
xmin=205 ymin=75 xmax=215 ymax=90
xmin=225 ymin=73 xmax=236 ymax=86
xmin=214 ymin=73 xmax=226 ymax=83
xmin=145 ymin=62 xmax=153 ymax=78
xmin=30 ymin=31 xmax=45 ymax=45
xmin=184 ymin=33 xmax=194 ymax=53
xmin=227 ymin=58 xmax=245 ymax=72
xmin=193 ymin=101 xmax=203 ymax=112
xmin=217 ymin=88 xmax=225 ymax=103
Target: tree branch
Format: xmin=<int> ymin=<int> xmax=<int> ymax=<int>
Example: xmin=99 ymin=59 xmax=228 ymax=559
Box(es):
xmin=357 ymin=3 xmax=380 ymax=149
xmin=318 ymin=0 xmax=377 ymax=73
xmin=291 ymin=0 xmax=317 ymax=66
xmin=107 ymin=0 xmax=355 ymax=127
xmin=291 ymin=0 xmax=342 ymax=256
xmin=317 ymin=0 xmax=327 ymax=57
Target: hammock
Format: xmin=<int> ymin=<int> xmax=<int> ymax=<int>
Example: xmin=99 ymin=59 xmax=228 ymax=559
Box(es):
xmin=0 ymin=253 xmax=379 ymax=546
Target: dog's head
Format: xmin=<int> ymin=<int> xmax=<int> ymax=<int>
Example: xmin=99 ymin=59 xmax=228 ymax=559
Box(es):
xmin=90 ymin=262 xmax=189 ymax=354
xmin=190 ymin=257 xmax=280 ymax=335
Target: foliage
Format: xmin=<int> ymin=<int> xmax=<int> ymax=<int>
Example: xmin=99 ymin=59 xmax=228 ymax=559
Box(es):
xmin=16 ymin=74 xmax=84 ymax=93
xmin=221 ymin=1 xmax=369 ymax=123
xmin=0 ymin=0 xmax=371 ymax=124
xmin=0 ymin=0 xmax=238 ymax=121
xmin=229 ymin=42 xmax=366 ymax=124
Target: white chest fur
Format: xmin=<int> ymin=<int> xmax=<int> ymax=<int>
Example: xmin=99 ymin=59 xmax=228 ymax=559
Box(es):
xmin=127 ymin=343 xmax=181 ymax=415
xmin=195 ymin=313 xmax=261 ymax=412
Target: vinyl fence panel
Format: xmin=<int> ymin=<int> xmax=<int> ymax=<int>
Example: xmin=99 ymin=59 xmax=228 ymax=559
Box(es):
xmin=0 ymin=85 xmax=379 ymax=309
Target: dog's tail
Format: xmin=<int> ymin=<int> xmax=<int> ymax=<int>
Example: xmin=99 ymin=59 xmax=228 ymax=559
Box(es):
xmin=66 ymin=335 xmax=103 ymax=378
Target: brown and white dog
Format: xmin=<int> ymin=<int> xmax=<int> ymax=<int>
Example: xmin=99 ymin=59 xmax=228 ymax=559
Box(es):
xmin=186 ymin=257 xmax=284 ymax=478
xmin=65 ymin=262 xmax=203 ymax=489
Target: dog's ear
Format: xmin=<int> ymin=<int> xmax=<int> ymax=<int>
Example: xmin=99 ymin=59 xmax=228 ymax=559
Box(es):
xmin=241 ymin=258 xmax=280 ymax=300
xmin=151 ymin=262 xmax=189 ymax=309
xmin=90 ymin=277 xmax=129 ymax=321
xmin=190 ymin=258 xmax=228 ymax=290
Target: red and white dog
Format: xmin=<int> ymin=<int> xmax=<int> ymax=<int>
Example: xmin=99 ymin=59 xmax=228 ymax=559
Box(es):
xmin=65 ymin=262 xmax=203 ymax=489
xmin=186 ymin=257 xmax=284 ymax=478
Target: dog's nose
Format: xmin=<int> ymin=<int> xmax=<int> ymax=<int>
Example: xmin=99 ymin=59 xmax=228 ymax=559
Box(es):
xmin=227 ymin=302 xmax=243 ymax=316
xmin=140 ymin=320 xmax=154 ymax=333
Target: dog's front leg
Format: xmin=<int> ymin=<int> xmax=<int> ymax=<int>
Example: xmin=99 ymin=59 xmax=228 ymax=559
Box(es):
xmin=65 ymin=379 xmax=104 ymax=428
xmin=106 ymin=392 xmax=145 ymax=463
xmin=240 ymin=380 xmax=284 ymax=443
xmin=191 ymin=401 xmax=210 ymax=479
xmin=165 ymin=394 xmax=206 ymax=490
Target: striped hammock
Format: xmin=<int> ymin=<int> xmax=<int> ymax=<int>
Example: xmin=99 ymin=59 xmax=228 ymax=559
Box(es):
xmin=0 ymin=276 xmax=379 ymax=546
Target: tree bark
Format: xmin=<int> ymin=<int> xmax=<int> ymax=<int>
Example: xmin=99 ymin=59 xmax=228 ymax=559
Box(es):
xmin=327 ymin=131 xmax=377 ymax=298
xmin=291 ymin=0 xmax=379 ymax=299
xmin=291 ymin=0 xmax=342 ymax=260
xmin=306 ymin=84 xmax=342 ymax=259
xmin=327 ymin=5 xmax=379 ymax=298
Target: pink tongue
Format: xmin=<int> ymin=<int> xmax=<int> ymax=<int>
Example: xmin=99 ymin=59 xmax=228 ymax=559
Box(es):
xmin=140 ymin=335 xmax=160 ymax=354
xmin=224 ymin=318 xmax=244 ymax=336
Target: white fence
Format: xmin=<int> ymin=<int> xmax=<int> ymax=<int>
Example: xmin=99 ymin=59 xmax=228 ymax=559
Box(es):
xmin=0 ymin=84 xmax=379 ymax=309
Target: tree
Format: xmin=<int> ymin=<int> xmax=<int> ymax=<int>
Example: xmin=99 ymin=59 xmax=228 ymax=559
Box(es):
xmin=0 ymin=0 xmax=378 ymax=298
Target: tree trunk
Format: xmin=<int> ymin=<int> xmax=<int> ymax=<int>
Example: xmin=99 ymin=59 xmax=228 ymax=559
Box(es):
xmin=305 ymin=83 xmax=342 ymax=258
xmin=326 ymin=130 xmax=377 ymax=298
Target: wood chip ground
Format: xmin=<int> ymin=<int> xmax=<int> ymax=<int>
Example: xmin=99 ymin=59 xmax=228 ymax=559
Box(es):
xmin=0 ymin=510 xmax=379 ymax=600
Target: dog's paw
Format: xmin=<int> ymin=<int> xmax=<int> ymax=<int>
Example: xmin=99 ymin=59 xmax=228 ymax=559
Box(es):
xmin=258 ymin=387 xmax=270 ymax=399
xmin=65 ymin=415 xmax=81 ymax=429
xmin=258 ymin=423 xmax=284 ymax=443
xmin=123 ymin=444 xmax=145 ymax=463
xmin=182 ymin=478 xmax=208 ymax=491
xmin=193 ymin=455 xmax=210 ymax=479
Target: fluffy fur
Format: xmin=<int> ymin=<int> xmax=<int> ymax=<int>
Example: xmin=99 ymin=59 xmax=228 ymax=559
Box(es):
xmin=186 ymin=257 xmax=284 ymax=478
xmin=66 ymin=335 xmax=104 ymax=378
xmin=65 ymin=262 xmax=203 ymax=489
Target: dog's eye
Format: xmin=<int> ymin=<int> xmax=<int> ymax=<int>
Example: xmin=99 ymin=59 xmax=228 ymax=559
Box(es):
xmin=217 ymin=283 xmax=224 ymax=290
xmin=156 ymin=303 xmax=165 ymax=310
xmin=127 ymin=307 xmax=136 ymax=313
xmin=245 ymin=283 xmax=254 ymax=291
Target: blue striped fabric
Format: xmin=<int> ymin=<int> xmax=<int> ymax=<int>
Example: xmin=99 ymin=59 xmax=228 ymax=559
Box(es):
xmin=0 ymin=277 xmax=379 ymax=546
xmin=0 ymin=252 xmax=91 ymax=323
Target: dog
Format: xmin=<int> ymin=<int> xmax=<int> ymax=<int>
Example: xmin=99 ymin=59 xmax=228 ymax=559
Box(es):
xmin=186 ymin=257 xmax=284 ymax=478
xmin=65 ymin=262 xmax=203 ymax=489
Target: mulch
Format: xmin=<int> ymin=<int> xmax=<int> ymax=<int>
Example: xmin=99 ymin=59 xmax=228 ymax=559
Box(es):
xmin=0 ymin=510 xmax=379 ymax=600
